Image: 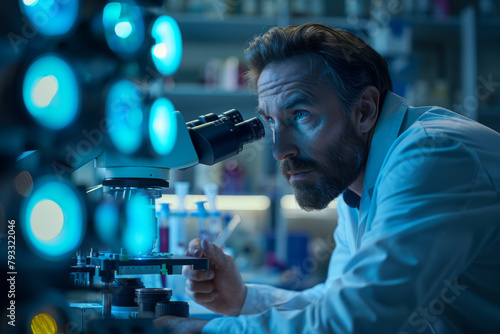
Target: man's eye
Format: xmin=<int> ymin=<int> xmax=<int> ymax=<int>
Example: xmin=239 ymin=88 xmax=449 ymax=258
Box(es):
xmin=267 ymin=118 xmax=275 ymax=126
xmin=295 ymin=111 xmax=310 ymax=120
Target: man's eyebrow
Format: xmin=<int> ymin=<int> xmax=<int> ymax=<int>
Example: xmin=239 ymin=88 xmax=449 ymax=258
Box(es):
xmin=255 ymin=94 xmax=312 ymax=116
xmin=283 ymin=94 xmax=312 ymax=110
xmin=256 ymin=107 xmax=266 ymax=116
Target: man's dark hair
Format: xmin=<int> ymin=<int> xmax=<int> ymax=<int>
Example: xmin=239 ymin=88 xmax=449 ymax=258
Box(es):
xmin=244 ymin=23 xmax=393 ymax=115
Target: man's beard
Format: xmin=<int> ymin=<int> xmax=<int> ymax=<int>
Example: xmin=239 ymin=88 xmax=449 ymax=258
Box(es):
xmin=280 ymin=121 xmax=367 ymax=211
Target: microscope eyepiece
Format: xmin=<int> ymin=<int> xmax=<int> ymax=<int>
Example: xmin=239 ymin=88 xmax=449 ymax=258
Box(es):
xmin=186 ymin=108 xmax=244 ymax=128
xmin=186 ymin=109 xmax=265 ymax=165
xmin=185 ymin=113 xmax=220 ymax=128
xmin=219 ymin=109 xmax=244 ymax=124
xmin=235 ymin=117 xmax=265 ymax=146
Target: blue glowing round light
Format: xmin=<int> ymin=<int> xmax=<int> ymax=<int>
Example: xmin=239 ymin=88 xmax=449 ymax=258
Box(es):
xmin=149 ymin=98 xmax=177 ymax=155
xmin=105 ymin=80 xmax=144 ymax=155
xmin=20 ymin=0 xmax=79 ymax=37
xmin=94 ymin=202 xmax=119 ymax=248
xmin=103 ymin=2 xmax=145 ymax=59
xmin=124 ymin=196 xmax=155 ymax=255
xmin=22 ymin=54 xmax=80 ymax=130
xmin=21 ymin=178 xmax=85 ymax=260
xmin=150 ymin=16 xmax=182 ymax=76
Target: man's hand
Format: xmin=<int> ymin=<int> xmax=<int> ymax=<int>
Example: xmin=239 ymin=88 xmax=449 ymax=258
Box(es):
xmin=183 ymin=238 xmax=247 ymax=316
xmin=154 ymin=316 xmax=209 ymax=334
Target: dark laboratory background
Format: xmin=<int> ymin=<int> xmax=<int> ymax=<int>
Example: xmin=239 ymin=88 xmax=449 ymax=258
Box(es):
xmin=1 ymin=0 xmax=500 ymax=333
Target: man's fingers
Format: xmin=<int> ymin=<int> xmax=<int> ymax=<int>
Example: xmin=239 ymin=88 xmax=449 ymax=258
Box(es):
xmin=189 ymin=291 xmax=219 ymax=304
xmin=183 ymin=267 xmax=214 ymax=281
xmin=186 ymin=239 xmax=227 ymax=265
xmin=200 ymin=239 xmax=230 ymax=268
xmin=153 ymin=315 xmax=177 ymax=328
xmin=186 ymin=279 xmax=215 ymax=294
xmin=187 ymin=238 xmax=206 ymax=258
xmin=186 ymin=248 xmax=203 ymax=257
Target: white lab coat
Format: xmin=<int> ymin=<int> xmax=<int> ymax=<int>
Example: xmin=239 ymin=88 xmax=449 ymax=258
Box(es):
xmin=203 ymin=92 xmax=500 ymax=333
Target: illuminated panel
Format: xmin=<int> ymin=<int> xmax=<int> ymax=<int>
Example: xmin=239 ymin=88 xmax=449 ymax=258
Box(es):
xmin=150 ymin=15 xmax=182 ymax=75
xmin=20 ymin=0 xmax=79 ymax=37
xmin=103 ymin=1 xmax=145 ymax=59
xmin=22 ymin=54 xmax=80 ymax=130
xmin=158 ymin=195 xmax=272 ymax=211
xmin=149 ymin=97 xmax=177 ymax=155
xmin=21 ymin=178 xmax=85 ymax=259
xmin=105 ymin=79 xmax=144 ymax=155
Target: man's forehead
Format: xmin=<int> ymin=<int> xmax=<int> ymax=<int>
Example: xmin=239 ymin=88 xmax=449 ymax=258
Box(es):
xmin=257 ymin=58 xmax=325 ymax=96
xmin=257 ymin=90 xmax=313 ymax=114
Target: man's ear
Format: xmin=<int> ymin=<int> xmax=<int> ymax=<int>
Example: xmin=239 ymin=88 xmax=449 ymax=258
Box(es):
xmin=352 ymin=86 xmax=380 ymax=136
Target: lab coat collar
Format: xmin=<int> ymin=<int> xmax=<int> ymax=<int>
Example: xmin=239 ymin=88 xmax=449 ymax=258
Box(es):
xmin=358 ymin=92 xmax=409 ymax=223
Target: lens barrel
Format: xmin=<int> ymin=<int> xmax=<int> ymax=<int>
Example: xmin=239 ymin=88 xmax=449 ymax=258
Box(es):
xmin=185 ymin=113 xmax=219 ymax=128
xmin=187 ymin=109 xmax=265 ymax=165
xmin=235 ymin=117 xmax=265 ymax=146
xmin=219 ymin=109 xmax=244 ymax=124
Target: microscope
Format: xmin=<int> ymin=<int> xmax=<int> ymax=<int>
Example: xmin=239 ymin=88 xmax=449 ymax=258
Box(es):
xmin=69 ymin=108 xmax=264 ymax=330
xmin=0 ymin=1 xmax=265 ymax=331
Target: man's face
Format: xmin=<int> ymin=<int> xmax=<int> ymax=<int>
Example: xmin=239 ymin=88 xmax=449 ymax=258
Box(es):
xmin=257 ymin=57 xmax=367 ymax=211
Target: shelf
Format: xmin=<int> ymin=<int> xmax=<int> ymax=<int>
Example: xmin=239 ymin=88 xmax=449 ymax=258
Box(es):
xmin=173 ymin=12 xmax=500 ymax=43
xmin=163 ymin=83 xmax=258 ymax=119
xmin=173 ymin=13 xmax=281 ymax=43
xmin=169 ymin=11 xmax=498 ymax=124
xmin=165 ymin=83 xmax=252 ymax=97
xmin=289 ymin=15 xmax=370 ymax=31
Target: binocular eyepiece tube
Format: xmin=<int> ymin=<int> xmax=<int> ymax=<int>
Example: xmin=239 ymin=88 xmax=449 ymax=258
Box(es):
xmin=186 ymin=109 xmax=265 ymax=165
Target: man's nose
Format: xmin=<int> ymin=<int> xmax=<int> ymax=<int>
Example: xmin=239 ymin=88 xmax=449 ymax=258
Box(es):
xmin=272 ymin=129 xmax=299 ymax=161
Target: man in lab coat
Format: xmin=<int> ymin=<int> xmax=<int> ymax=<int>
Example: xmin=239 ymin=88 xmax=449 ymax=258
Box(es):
xmin=155 ymin=23 xmax=500 ymax=333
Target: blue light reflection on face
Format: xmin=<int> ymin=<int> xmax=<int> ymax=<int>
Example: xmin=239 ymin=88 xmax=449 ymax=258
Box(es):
xmin=124 ymin=196 xmax=155 ymax=255
xmin=149 ymin=98 xmax=177 ymax=155
xmin=22 ymin=54 xmax=80 ymax=130
xmin=150 ymin=16 xmax=182 ymax=76
xmin=105 ymin=80 xmax=144 ymax=155
xmin=21 ymin=178 xmax=85 ymax=260
xmin=103 ymin=2 xmax=145 ymax=59
xmin=20 ymin=0 xmax=79 ymax=37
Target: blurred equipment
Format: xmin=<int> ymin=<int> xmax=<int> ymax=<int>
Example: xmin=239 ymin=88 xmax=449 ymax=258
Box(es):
xmin=67 ymin=107 xmax=263 ymax=322
xmin=22 ymin=54 xmax=80 ymax=130
xmin=20 ymin=0 xmax=80 ymax=37
xmin=0 ymin=0 xmax=264 ymax=333
xmin=21 ymin=176 xmax=85 ymax=260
